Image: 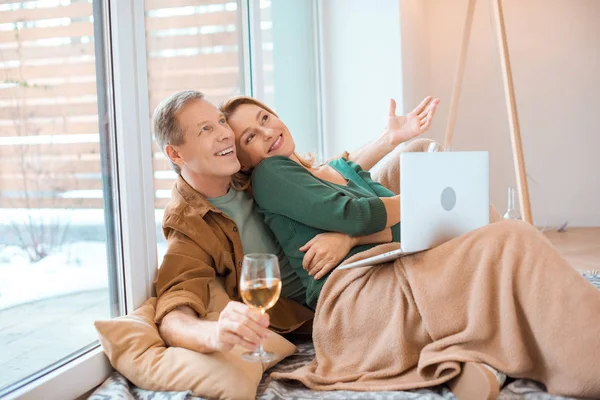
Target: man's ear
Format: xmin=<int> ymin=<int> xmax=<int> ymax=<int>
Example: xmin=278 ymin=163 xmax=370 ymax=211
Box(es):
xmin=165 ymin=144 xmax=184 ymax=168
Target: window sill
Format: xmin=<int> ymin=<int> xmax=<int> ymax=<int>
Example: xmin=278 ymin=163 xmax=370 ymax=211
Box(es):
xmin=4 ymin=346 xmax=112 ymax=400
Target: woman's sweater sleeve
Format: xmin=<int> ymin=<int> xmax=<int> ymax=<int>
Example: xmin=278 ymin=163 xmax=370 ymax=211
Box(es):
xmin=346 ymin=160 xmax=397 ymax=198
xmin=346 ymin=160 xmax=401 ymax=242
xmin=252 ymin=156 xmax=387 ymax=237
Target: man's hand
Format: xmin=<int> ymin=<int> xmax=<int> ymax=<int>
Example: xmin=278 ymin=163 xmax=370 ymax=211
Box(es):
xmin=299 ymin=232 xmax=356 ymax=280
xmin=383 ymin=96 xmax=440 ymax=146
xmin=213 ymin=301 xmax=271 ymax=352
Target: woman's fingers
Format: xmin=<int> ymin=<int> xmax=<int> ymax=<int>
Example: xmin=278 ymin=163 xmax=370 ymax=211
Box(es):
xmin=303 ymin=246 xmax=317 ymax=270
xmin=418 ymin=99 xmax=439 ymax=132
xmin=412 ymin=96 xmax=433 ymax=115
xmin=417 ymin=103 xmax=432 ymax=119
xmin=299 ymin=237 xmax=315 ymax=252
xmin=308 ymin=257 xmax=327 ymax=277
xmin=314 ymin=262 xmax=335 ymax=280
xmin=418 ymin=97 xmax=439 ymax=119
xmin=427 ymin=98 xmax=440 ymax=120
xmin=420 ymin=119 xmax=431 ymax=132
xmin=388 ymin=98 xmax=397 ymax=116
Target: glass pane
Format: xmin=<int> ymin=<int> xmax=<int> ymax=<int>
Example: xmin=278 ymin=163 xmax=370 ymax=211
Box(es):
xmin=0 ymin=0 xmax=120 ymax=393
xmin=144 ymin=0 xmax=244 ymax=262
xmin=259 ymin=0 xmax=320 ymax=156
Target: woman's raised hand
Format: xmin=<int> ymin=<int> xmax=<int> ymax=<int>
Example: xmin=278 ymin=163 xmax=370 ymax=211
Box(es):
xmin=384 ymin=96 xmax=440 ymax=146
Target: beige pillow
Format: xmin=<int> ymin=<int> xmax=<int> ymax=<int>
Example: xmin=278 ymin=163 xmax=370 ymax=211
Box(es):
xmin=95 ymin=279 xmax=297 ymax=400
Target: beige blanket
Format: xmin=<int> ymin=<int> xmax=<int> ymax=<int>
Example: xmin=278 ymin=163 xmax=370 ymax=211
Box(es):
xmin=272 ymin=220 xmax=600 ymax=398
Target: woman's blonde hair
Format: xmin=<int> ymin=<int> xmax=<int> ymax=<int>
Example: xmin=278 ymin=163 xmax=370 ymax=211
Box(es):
xmin=220 ymin=96 xmax=314 ymax=191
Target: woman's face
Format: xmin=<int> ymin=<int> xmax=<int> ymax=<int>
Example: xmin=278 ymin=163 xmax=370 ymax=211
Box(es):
xmin=226 ymin=103 xmax=295 ymax=168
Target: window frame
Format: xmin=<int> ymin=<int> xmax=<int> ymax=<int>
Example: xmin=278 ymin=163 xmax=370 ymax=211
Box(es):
xmin=107 ymin=0 xmax=157 ymax=314
xmin=242 ymin=0 xmax=264 ymax=99
xmin=5 ymin=348 xmax=112 ymax=400
xmin=314 ymin=0 xmax=327 ymax=159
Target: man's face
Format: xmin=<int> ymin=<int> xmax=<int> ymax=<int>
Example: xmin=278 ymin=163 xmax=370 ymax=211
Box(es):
xmin=168 ymin=99 xmax=241 ymax=179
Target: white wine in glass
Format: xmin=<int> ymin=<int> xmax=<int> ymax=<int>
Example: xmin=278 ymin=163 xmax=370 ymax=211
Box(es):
xmin=239 ymin=253 xmax=281 ymax=362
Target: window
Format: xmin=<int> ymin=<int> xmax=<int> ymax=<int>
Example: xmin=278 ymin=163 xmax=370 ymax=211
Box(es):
xmin=0 ymin=0 xmax=122 ymax=395
xmin=146 ymin=0 xmax=322 ymax=263
xmin=144 ymin=0 xmax=246 ymax=262
xmin=257 ymin=0 xmax=321 ymax=156
xmin=0 ymin=0 xmax=323 ymax=397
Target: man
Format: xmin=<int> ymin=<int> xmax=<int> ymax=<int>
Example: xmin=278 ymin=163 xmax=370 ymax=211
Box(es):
xmin=152 ymin=90 xmax=438 ymax=353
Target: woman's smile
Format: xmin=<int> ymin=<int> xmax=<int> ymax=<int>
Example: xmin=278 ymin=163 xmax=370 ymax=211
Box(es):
xmin=268 ymin=134 xmax=284 ymax=153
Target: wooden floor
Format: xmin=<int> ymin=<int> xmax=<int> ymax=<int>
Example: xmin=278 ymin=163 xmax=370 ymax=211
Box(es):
xmin=544 ymin=227 xmax=600 ymax=272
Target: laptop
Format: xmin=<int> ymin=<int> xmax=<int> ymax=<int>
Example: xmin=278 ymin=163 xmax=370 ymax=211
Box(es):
xmin=337 ymin=151 xmax=489 ymax=270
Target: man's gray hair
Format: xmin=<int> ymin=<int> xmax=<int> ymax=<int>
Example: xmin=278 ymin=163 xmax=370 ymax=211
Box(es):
xmin=152 ymin=90 xmax=205 ymax=175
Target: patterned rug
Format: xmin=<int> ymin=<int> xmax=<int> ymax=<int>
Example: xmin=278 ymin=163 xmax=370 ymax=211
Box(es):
xmin=90 ymin=272 xmax=600 ymax=400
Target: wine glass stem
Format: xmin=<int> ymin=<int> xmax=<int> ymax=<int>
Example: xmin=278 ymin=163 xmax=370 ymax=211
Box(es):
xmin=257 ymin=309 xmax=266 ymax=354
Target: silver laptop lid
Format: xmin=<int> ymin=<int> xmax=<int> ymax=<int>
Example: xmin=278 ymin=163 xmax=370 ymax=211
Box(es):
xmin=400 ymin=151 xmax=489 ymax=252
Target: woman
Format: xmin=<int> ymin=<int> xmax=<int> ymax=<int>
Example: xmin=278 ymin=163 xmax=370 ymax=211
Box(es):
xmin=221 ymin=96 xmax=600 ymax=399
xmin=224 ymin=97 xmax=427 ymax=307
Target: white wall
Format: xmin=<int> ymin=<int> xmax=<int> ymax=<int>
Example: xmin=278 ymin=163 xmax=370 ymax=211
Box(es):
xmin=401 ymin=0 xmax=600 ymax=227
xmin=323 ymin=0 xmax=600 ymax=227
xmin=320 ymin=0 xmax=404 ymax=157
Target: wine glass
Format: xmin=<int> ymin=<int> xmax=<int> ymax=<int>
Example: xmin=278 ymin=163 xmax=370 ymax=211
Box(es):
xmin=503 ymin=186 xmax=521 ymax=220
xmin=239 ymin=253 xmax=282 ymax=362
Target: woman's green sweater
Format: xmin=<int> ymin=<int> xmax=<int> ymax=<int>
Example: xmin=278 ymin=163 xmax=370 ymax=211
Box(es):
xmin=252 ymin=156 xmax=400 ymax=308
